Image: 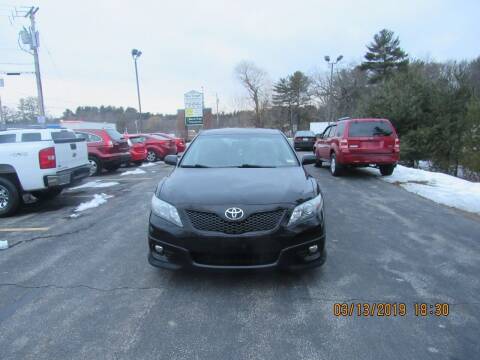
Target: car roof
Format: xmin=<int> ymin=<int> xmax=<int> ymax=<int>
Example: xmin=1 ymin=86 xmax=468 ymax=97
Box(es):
xmin=200 ymin=128 xmax=282 ymax=135
xmin=339 ymin=118 xmax=390 ymax=123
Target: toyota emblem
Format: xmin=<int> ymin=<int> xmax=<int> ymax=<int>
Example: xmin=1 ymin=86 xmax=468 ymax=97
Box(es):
xmin=225 ymin=207 xmax=244 ymax=221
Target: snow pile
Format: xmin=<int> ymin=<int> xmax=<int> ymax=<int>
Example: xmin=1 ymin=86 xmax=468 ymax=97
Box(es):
xmin=74 ymin=193 xmax=113 ymax=212
xmin=120 ymin=168 xmax=146 ymax=176
xmin=364 ymin=165 xmax=480 ymax=214
xmin=0 ymin=240 xmax=8 ymax=250
xmin=140 ymin=162 xmax=157 ymax=168
xmin=71 ymin=181 xmax=119 ymax=190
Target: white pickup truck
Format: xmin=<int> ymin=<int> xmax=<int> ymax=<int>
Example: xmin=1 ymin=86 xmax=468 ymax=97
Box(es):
xmin=0 ymin=128 xmax=91 ymax=217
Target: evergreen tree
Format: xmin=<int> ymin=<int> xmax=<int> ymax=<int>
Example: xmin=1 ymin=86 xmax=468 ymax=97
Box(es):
xmin=360 ymin=29 xmax=409 ymax=83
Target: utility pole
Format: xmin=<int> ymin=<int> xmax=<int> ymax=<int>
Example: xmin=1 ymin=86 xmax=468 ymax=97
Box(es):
xmin=215 ymin=93 xmax=219 ymax=127
xmin=131 ymin=49 xmax=142 ymax=132
xmin=324 ymin=55 xmax=343 ymax=124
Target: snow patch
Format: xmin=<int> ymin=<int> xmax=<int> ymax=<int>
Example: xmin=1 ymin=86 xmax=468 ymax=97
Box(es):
xmin=74 ymin=193 xmax=113 ymax=212
xmin=69 ymin=213 xmax=81 ymax=218
xmin=364 ymin=165 xmax=480 ymax=215
xmin=0 ymin=240 xmax=8 ymax=250
xmin=427 ymin=347 xmax=439 ymax=354
xmin=120 ymin=168 xmax=146 ymax=176
xmin=140 ymin=162 xmax=157 ymax=168
xmin=70 ymin=181 xmax=119 ymax=190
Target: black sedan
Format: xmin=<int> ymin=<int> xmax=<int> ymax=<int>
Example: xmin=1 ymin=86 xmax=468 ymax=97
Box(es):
xmin=148 ymin=128 xmax=326 ymax=271
xmin=293 ymin=130 xmax=316 ymax=151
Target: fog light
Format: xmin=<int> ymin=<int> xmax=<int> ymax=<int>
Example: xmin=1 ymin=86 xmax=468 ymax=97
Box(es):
xmin=308 ymin=245 xmax=318 ymax=254
xmin=154 ymin=245 xmax=164 ymax=254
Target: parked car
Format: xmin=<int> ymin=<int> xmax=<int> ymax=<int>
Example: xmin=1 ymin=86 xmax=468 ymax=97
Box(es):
xmin=141 ymin=134 xmax=177 ymax=162
xmin=124 ymin=134 xmax=147 ymax=165
xmin=152 ymin=133 xmax=186 ymax=153
xmin=148 ymin=128 xmax=326 ymax=271
xmin=293 ymin=130 xmax=316 ymax=151
xmin=0 ymin=128 xmax=90 ymax=217
xmin=314 ymin=118 xmax=400 ymax=176
xmin=74 ymin=129 xmax=131 ymax=175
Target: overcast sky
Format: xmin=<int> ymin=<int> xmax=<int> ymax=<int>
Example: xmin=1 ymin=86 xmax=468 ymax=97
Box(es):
xmin=0 ymin=0 xmax=479 ymax=116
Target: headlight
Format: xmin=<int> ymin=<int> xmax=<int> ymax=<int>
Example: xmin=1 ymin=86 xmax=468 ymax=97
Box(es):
xmin=151 ymin=195 xmax=183 ymax=227
xmin=288 ymin=193 xmax=323 ymax=226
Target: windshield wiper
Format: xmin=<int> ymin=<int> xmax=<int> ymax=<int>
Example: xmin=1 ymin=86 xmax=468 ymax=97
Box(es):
xmin=236 ymin=164 xmax=276 ymax=168
xmin=181 ymin=164 xmax=210 ymax=168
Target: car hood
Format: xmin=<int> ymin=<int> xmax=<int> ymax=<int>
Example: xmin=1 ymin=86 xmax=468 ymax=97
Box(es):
xmin=159 ymin=167 xmax=315 ymax=206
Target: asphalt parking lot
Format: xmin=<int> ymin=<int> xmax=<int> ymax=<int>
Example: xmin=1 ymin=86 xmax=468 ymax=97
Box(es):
xmin=0 ymin=154 xmax=479 ymax=360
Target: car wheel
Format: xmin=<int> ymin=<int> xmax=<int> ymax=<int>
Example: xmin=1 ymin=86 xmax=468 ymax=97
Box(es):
xmin=0 ymin=177 xmax=21 ymax=217
xmin=330 ymin=153 xmax=342 ymax=176
xmin=379 ymin=164 xmax=395 ymax=176
xmin=146 ymin=150 xmax=157 ymax=162
xmin=88 ymin=157 xmax=101 ymax=176
xmin=32 ymin=188 xmax=63 ymax=201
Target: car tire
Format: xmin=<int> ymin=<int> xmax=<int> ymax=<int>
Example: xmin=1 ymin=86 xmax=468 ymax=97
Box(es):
xmin=104 ymin=164 xmax=120 ymax=172
xmin=146 ymin=150 xmax=157 ymax=162
xmin=32 ymin=188 xmax=63 ymax=201
xmin=0 ymin=177 xmax=21 ymax=217
xmin=89 ymin=157 xmax=102 ymax=176
xmin=379 ymin=164 xmax=395 ymax=176
xmin=330 ymin=153 xmax=343 ymax=176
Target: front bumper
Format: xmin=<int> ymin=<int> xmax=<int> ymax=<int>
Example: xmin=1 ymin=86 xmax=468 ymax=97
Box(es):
xmin=43 ymin=164 xmax=91 ymax=188
xmin=148 ymin=208 xmax=326 ymax=271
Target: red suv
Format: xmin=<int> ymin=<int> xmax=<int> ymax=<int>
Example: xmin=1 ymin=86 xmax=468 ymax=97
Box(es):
xmin=153 ymin=133 xmax=186 ymax=153
xmin=141 ymin=134 xmax=177 ymax=162
xmin=314 ymin=118 xmax=400 ymax=176
xmin=75 ymin=129 xmax=131 ymax=175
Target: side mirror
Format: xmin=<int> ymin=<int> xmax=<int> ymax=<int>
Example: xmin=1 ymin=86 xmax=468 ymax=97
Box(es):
xmin=164 ymin=154 xmax=178 ymax=166
xmin=301 ymin=154 xmax=316 ymax=165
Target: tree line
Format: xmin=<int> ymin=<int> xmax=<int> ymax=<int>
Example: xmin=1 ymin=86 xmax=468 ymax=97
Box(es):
xmin=235 ymin=29 xmax=480 ymax=176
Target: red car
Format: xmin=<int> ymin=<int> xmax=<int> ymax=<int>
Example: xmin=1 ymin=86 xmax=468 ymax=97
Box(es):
xmin=314 ymin=118 xmax=400 ymax=176
xmin=124 ymin=134 xmax=147 ymax=165
xmin=140 ymin=134 xmax=177 ymax=162
xmin=75 ymin=128 xmax=131 ymax=175
xmin=153 ymin=133 xmax=186 ymax=153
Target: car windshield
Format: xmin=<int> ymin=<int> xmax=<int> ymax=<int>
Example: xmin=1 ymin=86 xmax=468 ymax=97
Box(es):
xmin=180 ymin=134 xmax=298 ymax=168
xmin=129 ymin=136 xmax=145 ymax=143
xmin=105 ymin=129 xmax=124 ymax=141
xmin=348 ymin=121 xmax=393 ymax=137
xmin=295 ymin=131 xmax=315 ymax=137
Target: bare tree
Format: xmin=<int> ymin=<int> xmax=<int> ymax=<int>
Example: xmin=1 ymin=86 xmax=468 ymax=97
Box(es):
xmin=234 ymin=60 xmax=269 ymax=127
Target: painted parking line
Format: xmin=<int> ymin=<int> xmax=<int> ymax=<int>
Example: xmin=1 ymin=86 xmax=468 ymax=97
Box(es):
xmin=0 ymin=227 xmax=50 ymax=232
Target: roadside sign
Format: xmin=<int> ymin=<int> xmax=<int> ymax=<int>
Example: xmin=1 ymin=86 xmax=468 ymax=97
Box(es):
xmin=184 ymin=90 xmax=203 ymax=126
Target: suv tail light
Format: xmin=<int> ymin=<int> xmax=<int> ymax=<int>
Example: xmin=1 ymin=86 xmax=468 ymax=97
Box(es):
xmin=339 ymin=139 xmax=348 ymax=151
xmin=394 ymin=138 xmax=400 ymax=152
xmin=39 ymin=147 xmax=56 ymax=169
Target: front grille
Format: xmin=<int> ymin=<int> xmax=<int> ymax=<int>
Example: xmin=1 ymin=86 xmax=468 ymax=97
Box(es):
xmin=191 ymin=252 xmax=279 ymax=266
xmin=185 ymin=209 xmax=284 ymax=234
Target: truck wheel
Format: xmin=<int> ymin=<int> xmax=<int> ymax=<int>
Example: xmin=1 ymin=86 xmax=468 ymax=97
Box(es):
xmin=32 ymin=188 xmax=63 ymax=201
xmin=330 ymin=153 xmax=343 ymax=176
xmin=89 ymin=157 xmax=101 ymax=176
xmin=0 ymin=177 xmax=21 ymax=217
xmin=146 ymin=150 xmax=157 ymax=162
xmin=379 ymin=164 xmax=395 ymax=176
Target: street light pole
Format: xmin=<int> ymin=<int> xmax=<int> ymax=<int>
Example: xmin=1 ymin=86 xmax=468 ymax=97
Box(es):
xmin=131 ymin=49 xmax=142 ymax=132
xmin=324 ymin=55 xmax=343 ymax=124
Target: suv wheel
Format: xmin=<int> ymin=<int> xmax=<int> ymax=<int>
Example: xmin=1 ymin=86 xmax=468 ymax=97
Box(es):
xmin=89 ymin=157 xmax=101 ymax=176
xmin=330 ymin=153 xmax=343 ymax=176
xmin=379 ymin=164 xmax=395 ymax=176
xmin=0 ymin=178 xmax=20 ymax=217
xmin=146 ymin=150 xmax=157 ymax=162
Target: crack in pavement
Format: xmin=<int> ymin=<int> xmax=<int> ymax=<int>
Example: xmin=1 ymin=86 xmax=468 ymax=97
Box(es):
xmin=5 ymin=221 xmax=99 ymax=250
xmin=0 ymin=282 xmax=479 ymax=307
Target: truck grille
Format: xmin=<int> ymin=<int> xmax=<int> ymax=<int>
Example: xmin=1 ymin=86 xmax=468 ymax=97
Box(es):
xmin=185 ymin=209 xmax=284 ymax=234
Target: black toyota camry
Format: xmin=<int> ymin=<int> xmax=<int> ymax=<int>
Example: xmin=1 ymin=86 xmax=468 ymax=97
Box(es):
xmin=148 ymin=128 xmax=326 ymax=271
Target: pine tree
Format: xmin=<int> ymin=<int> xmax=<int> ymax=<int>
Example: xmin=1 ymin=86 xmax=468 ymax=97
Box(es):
xmin=360 ymin=29 xmax=409 ymax=83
